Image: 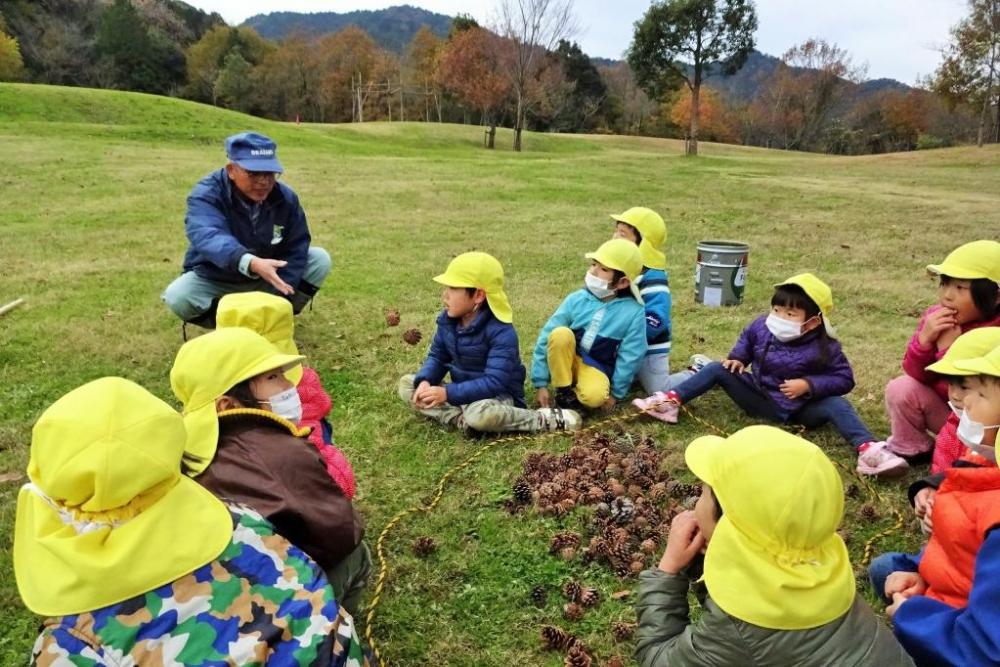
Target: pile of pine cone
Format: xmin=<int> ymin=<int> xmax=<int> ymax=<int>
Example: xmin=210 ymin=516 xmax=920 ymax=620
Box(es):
xmin=511 ymin=430 xmax=700 ymax=578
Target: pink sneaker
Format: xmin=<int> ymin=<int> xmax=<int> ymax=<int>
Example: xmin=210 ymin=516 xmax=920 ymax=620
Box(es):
xmin=856 ymin=441 xmax=909 ymax=477
xmin=632 ymin=392 xmax=680 ymax=424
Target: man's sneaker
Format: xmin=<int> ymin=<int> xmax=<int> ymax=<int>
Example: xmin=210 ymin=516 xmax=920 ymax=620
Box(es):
xmin=688 ymin=354 xmax=713 ymax=373
xmin=537 ymin=407 xmax=582 ymax=431
xmin=631 ymin=392 xmax=680 ymax=424
xmin=856 ymin=441 xmax=910 ymax=477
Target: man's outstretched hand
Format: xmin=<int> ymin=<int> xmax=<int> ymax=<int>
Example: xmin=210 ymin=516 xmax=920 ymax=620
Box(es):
xmin=250 ymin=257 xmax=294 ymax=296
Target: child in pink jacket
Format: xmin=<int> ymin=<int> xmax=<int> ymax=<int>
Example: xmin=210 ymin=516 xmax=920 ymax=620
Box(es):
xmin=216 ymin=292 xmax=356 ymax=499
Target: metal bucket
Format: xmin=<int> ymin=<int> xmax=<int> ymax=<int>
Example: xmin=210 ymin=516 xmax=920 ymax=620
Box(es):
xmin=695 ymin=240 xmax=749 ymax=306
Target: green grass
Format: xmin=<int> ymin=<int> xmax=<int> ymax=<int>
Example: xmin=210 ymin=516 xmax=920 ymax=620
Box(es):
xmin=2 ymin=81 xmax=999 ymax=665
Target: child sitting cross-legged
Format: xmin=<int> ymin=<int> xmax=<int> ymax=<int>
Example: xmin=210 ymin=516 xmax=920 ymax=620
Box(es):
xmin=634 ymin=425 xmax=914 ymax=666
xmin=879 ymin=343 xmax=1000 ymax=666
xmin=634 ymin=273 xmax=897 ymax=476
xmin=399 ymin=252 xmax=581 ymax=433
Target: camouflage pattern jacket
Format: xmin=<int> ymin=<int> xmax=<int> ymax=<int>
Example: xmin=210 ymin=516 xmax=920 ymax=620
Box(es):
xmin=31 ymin=505 xmax=368 ymax=667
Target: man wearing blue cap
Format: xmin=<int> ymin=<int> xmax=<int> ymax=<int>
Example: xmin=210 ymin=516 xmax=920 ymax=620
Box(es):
xmin=162 ymin=132 xmax=331 ymax=327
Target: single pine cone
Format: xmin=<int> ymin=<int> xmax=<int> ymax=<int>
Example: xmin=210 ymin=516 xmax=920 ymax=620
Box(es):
xmin=560 ymin=546 xmax=578 ymax=562
xmin=610 ymin=497 xmax=636 ymax=525
xmin=540 ymin=625 xmax=579 ymax=651
xmin=402 ymin=328 xmax=423 ymax=345
xmin=578 ymin=587 xmax=600 ymax=607
xmin=564 ymin=643 xmax=593 ymax=667
xmin=513 ymin=477 xmax=533 ymax=504
xmin=640 ymin=538 xmax=657 ymax=555
xmin=562 ymin=579 xmax=583 ymax=602
xmin=550 ymin=531 xmax=582 ymax=554
xmin=629 ymin=560 xmax=644 ymax=575
xmin=860 ymin=504 xmax=880 ymax=521
xmin=611 ymin=621 xmax=636 ymax=641
xmin=385 ymin=308 xmax=401 ymax=326
xmin=411 ymin=536 xmax=436 ymax=557
xmin=649 ymin=481 xmax=668 ymax=503
xmin=563 ymin=602 xmax=585 ymax=621
xmin=666 ymin=480 xmax=699 ymax=499
xmin=530 ymin=585 xmax=547 ymax=607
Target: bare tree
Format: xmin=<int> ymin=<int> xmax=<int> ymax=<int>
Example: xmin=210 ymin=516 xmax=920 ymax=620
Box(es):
xmin=492 ymin=0 xmax=578 ymax=151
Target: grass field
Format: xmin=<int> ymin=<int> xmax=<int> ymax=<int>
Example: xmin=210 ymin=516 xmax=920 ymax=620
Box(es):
xmin=2 ymin=82 xmax=999 ymax=665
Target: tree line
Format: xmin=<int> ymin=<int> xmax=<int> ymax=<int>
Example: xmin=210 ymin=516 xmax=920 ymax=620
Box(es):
xmin=0 ymin=0 xmax=996 ymax=155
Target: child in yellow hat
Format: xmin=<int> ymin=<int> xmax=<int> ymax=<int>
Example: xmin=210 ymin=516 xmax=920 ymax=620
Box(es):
xmin=217 ymin=291 xmax=356 ymax=499
xmin=636 ymin=273 xmax=898 ymax=476
xmin=610 ymin=207 xmax=709 ymax=395
xmin=880 ymin=343 xmax=1000 ymax=666
xmin=635 ymin=425 xmax=913 ymax=665
xmin=171 ymin=327 xmax=369 ymax=617
xmin=399 ymin=251 xmax=582 ymax=432
xmin=531 ymin=239 xmax=648 ymax=413
xmin=14 ymin=377 xmax=368 ymax=664
xmin=883 ymin=240 xmax=1000 ymax=465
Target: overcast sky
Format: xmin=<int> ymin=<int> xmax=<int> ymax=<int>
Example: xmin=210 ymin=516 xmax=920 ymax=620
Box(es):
xmin=185 ymin=0 xmax=967 ymax=85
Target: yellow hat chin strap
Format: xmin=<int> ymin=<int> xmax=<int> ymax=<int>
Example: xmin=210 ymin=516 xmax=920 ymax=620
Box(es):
xmin=24 ymin=478 xmax=176 ymax=535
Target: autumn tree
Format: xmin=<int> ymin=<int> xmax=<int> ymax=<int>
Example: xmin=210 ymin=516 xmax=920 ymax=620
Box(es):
xmin=254 ymin=36 xmax=323 ymax=121
xmin=185 ymin=25 xmax=272 ymax=104
xmin=669 ymin=85 xmax=737 ymax=143
xmin=628 ymin=0 xmax=757 ymax=155
xmin=599 ymin=62 xmax=659 ymax=133
xmin=437 ymin=27 xmax=511 ymax=147
xmin=314 ymin=27 xmax=386 ymax=122
xmin=493 ymin=0 xmax=578 ymax=151
xmin=404 ymin=26 xmax=444 ymax=121
xmin=932 ymin=0 xmax=1000 ymax=145
xmin=0 ymin=22 xmax=25 ymax=81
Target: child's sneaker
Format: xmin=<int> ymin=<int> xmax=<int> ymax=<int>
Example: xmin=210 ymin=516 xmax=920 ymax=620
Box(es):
xmin=688 ymin=354 xmax=713 ymax=373
xmin=856 ymin=441 xmax=909 ymax=477
xmin=536 ymin=407 xmax=582 ymax=431
xmin=631 ymin=392 xmax=680 ymax=424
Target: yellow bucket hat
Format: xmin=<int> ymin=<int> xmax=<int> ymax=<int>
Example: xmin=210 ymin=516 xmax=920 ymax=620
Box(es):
xmin=14 ymin=377 xmax=232 ymax=616
xmin=217 ymin=291 xmax=303 ymax=385
xmin=171 ymin=327 xmax=305 ymax=476
xmin=954 ymin=343 xmax=1000 ymax=378
xmin=610 ymin=207 xmax=667 ymax=270
xmin=774 ymin=273 xmax=837 ymax=338
xmin=433 ymin=252 xmax=514 ymax=323
xmin=685 ymin=425 xmax=855 ymax=630
xmin=927 ymin=328 xmax=1000 ymax=375
xmin=585 ymin=238 xmax=645 ymax=304
xmin=926 ymin=240 xmax=1000 ymax=284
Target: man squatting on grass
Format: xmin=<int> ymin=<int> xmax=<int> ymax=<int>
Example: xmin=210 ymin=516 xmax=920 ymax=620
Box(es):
xmin=162 ymin=132 xmax=331 ymax=327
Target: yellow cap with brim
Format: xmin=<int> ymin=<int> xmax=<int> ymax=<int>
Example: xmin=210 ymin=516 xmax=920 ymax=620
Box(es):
xmin=926 ymin=240 xmax=1000 ymax=284
xmin=610 ymin=207 xmax=667 ymax=270
xmin=926 ymin=328 xmax=1000 ymax=375
xmin=684 ymin=425 xmax=854 ymax=630
xmin=953 ymin=344 xmax=1000 ymax=378
xmin=14 ymin=377 xmax=232 ymax=616
xmin=171 ymin=327 xmax=305 ymax=476
xmin=433 ymin=251 xmax=514 ymax=323
xmin=585 ymin=238 xmax=645 ymax=304
xmin=773 ymin=273 xmax=837 ymax=339
xmin=217 ymin=291 xmax=303 ymax=385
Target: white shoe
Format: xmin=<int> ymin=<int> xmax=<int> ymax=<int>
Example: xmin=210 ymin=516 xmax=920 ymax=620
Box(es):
xmin=536 ymin=407 xmax=582 ymax=431
xmin=688 ymin=354 xmax=713 ymax=373
xmin=856 ymin=441 xmax=909 ymax=477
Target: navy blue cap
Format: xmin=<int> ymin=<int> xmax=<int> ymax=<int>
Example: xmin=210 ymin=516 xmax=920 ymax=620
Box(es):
xmin=225 ymin=132 xmax=284 ymax=173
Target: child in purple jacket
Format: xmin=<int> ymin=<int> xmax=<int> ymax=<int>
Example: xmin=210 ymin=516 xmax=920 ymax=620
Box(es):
xmin=635 ymin=273 xmax=898 ymax=476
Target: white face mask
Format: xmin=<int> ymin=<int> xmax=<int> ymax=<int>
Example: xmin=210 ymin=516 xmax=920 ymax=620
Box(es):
xmin=957 ymin=409 xmax=999 ymax=462
xmin=585 ymin=271 xmax=616 ymax=299
xmin=947 ymin=400 xmax=964 ymax=418
xmin=264 ymin=387 xmax=303 ymax=423
xmin=765 ymin=313 xmax=804 ymax=343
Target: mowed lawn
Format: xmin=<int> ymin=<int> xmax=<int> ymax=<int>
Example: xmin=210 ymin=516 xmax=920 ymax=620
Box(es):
xmin=2 ymin=82 xmax=999 ymax=665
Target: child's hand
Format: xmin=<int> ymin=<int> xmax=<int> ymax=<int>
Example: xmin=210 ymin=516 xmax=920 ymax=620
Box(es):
xmin=914 ymin=488 xmax=936 ymax=519
xmin=722 ymin=359 xmax=746 ymax=374
xmin=885 ymin=571 xmax=927 ymax=600
xmin=536 ymin=387 xmax=551 ymax=408
xmin=657 ymin=511 xmax=705 ymax=575
xmin=886 ymin=592 xmax=909 ymax=621
xmin=779 ymin=378 xmax=810 ymax=399
xmin=917 ymin=307 xmax=959 ymax=347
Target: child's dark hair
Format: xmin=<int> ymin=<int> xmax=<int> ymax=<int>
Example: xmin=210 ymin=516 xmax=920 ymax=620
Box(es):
xmin=222 ymin=378 xmax=259 ymax=408
xmin=940 ymin=276 xmax=999 ymax=320
xmin=770 ymin=283 xmax=831 ymax=361
xmin=611 ymin=269 xmax=633 ymax=299
xmin=980 ymin=374 xmax=1000 ymax=390
xmin=946 ymin=376 xmax=969 ymax=388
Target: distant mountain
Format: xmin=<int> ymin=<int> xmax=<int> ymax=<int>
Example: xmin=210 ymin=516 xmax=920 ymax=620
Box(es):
xmin=241 ymin=4 xmax=452 ymax=52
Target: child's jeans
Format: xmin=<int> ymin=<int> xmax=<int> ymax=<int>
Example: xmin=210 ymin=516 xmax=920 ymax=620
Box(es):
xmin=636 ymin=353 xmax=696 ymax=395
xmin=868 ymin=551 xmax=922 ymax=603
xmin=398 ymin=374 xmax=541 ymax=432
xmin=674 ymin=362 xmax=875 ymax=446
xmin=885 ymin=374 xmax=950 ymax=457
xmin=547 ymin=326 xmax=611 ymax=409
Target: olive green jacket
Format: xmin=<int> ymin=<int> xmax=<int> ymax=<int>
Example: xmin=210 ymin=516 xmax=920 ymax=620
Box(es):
xmin=635 ymin=568 xmax=915 ymax=666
